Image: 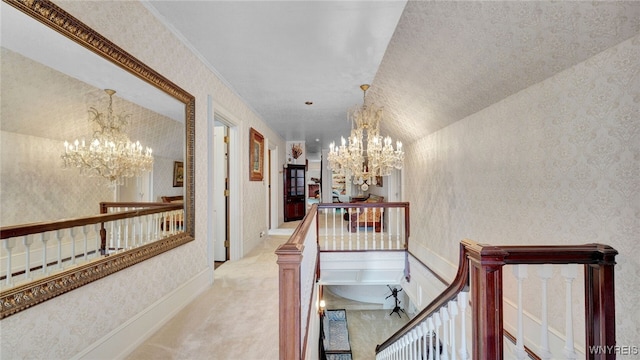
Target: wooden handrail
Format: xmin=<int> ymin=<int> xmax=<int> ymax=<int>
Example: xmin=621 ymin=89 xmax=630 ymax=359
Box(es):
xmin=276 ymin=204 xmax=319 ymax=360
xmin=376 ymin=241 xmax=470 ymax=353
xmin=1 ymin=203 xmax=181 ymax=239
xmin=375 ymin=240 xmax=618 ymax=359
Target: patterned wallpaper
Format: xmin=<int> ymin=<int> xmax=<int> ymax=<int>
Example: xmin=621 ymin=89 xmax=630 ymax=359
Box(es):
xmin=1 ymin=1 xmax=286 ymax=358
xmin=0 ymin=48 xmax=184 ymax=225
xmin=406 ymin=34 xmax=639 ymax=355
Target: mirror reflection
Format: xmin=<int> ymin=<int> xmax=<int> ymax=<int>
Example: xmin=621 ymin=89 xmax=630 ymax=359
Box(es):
xmin=0 ymin=3 xmax=185 ymax=226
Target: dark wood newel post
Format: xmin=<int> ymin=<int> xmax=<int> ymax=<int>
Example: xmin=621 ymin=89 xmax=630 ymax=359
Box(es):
xmin=276 ymin=243 xmax=303 ymax=360
xmin=467 ymin=244 xmax=507 ymax=360
xmin=585 ymin=245 xmax=617 ymax=360
xmin=99 ymin=202 xmax=108 ymax=254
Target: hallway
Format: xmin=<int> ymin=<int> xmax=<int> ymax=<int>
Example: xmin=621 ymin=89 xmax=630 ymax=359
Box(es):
xmin=127 ymin=235 xmax=286 ymax=359
xmin=127 ymin=216 xmax=408 ymax=359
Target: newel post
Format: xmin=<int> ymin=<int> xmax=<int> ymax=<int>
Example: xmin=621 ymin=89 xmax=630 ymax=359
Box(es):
xmin=276 ymin=243 xmax=304 ymax=360
xmin=99 ymin=202 xmax=108 ymax=255
xmin=466 ymin=243 xmax=507 ymax=360
xmin=584 ymin=244 xmax=617 ymax=360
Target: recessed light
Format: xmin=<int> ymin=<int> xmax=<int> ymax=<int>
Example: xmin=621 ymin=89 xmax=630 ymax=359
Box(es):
xmin=305 ymin=101 xmax=313 ymax=105
xmin=315 ymin=138 xmax=320 ymax=142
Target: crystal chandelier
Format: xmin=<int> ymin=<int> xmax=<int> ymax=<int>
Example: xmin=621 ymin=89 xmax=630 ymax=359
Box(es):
xmin=328 ymin=84 xmax=404 ymax=191
xmin=62 ymin=89 xmax=153 ymax=185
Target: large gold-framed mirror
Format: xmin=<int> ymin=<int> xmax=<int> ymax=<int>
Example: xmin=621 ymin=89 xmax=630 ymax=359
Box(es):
xmin=0 ymin=0 xmax=195 ymax=317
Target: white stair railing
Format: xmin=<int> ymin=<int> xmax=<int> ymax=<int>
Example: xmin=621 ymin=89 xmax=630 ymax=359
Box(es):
xmin=1 ymin=206 xmax=184 ymax=289
xmin=318 ymin=202 xmax=409 ymax=251
xmin=377 ymin=291 xmax=470 ymax=360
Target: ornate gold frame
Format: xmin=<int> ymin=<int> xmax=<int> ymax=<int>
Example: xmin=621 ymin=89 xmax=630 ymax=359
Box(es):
xmin=249 ymin=127 xmax=264 ymax=181
xmin=0 ymin=0 xmax=196 ymax=318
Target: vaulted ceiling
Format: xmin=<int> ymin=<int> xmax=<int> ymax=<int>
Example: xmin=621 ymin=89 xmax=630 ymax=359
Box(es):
xmin=145 ymin=1 xmax=639 ymax=158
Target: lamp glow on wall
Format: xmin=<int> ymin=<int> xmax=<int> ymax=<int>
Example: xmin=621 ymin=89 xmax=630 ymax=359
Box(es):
xmin=61 ymin=89 xmax=153 ymax=185
xmin=328 ymin=84 xmax=404 ymax=191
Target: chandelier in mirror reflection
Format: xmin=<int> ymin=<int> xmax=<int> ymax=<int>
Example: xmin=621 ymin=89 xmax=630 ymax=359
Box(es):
xmin=62 ymin=89 xmax=153 ymax=186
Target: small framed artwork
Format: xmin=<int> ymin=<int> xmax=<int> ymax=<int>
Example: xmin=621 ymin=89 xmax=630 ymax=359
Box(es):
xmin=376 ymin=176 xmax=383 ymax=187
xmin=173 ymin=161 xmax=184 ymax=187
xmin=249 ymin=127 xmax=264 ymax=181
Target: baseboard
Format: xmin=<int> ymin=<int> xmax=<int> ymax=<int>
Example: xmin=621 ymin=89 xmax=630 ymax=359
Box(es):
xmin=73 ymin=267 xmax=213 ymax=360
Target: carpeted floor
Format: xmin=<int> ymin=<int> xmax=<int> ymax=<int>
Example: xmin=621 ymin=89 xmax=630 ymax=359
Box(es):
xmin=126 ymin=235 xmax=288 ymax=360
xmin=127 ymin=220 xmax=408 ymax=359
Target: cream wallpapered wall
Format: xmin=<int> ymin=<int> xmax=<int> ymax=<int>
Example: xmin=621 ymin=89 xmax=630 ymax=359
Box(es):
xmin=0 ymin=0 xmax=285 ymax=358
xmin=0 ymin=47 xmax=184 ymax=225
xmin=153 ymin=157 xmax=183 ymax=201
xmin=0 ymin=131 xmax=113 ymax=224
xmin=406 ymin=34 xmax=639 ymax=353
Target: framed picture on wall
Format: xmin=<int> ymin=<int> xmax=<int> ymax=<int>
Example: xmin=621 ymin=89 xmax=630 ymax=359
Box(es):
xmin=249 ymin=127 xmax=264 ymax=181
xmin=173 ymin=161 xmax=184 ymax=187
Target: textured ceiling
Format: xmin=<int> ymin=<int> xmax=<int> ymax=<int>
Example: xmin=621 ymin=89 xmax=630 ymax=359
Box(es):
xmin=147 ymin=1 xmax=640 ymax=157
xmin=370 ymin=1 xmax=640 ymax=144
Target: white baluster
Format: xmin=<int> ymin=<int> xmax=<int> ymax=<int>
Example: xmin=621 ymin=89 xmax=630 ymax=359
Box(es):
xmin=40 ymin=233 xmax=49 ymax=273
xmin=457 ymin=292 xmax=469 ymax=360
xmin=146 ymin=214 xmax=153 ymax=244
xmin=358 ymin=208 xmax=371 ymax=250
xmin=513 ymin=264 xmax=528 ymax=359
xmin=428 ymin=317 xmax=435 ymax=360
xmin=4 ymin=238 xmax=16 ymax=286
xmin=69 ymin=227 xmax=77 ymax=266
xmin=449 ymin=300 xmax=458 ymax=360
xmin=116 ymin=219 xmax=122 ymax=251
xmin=416 ymin=322 xmax=424 ymax=360
xmin=414 ymin=328 xmax=421 ymax=360
xmin=110 ymin=219 xmax=116 ymax=252
xmin=434 ymin=312 xmax=442 ymax=360
xmin=93 ymin=223 xmax=100 ymax=258
xmin=390 ymin=207 xmax=395 ymax=249
xmin=138 ymin=215 xmax=144 ymax=246
xmin=82 ymin=225 xmax=89 ymax=261
xmin=323 ymin=208 xmax=328 ymax=249
xmin=339 ymin=207 xmax=344 ymax=250
xmin=396 ymin=207 xmax=401 ymax=249
xmin=440 ymin=307 xmax=450 ymax=359
xmin=421 ymin=322 xmax=429 ymax=360
xmin=329 ymin=208 xmax=334 ymax=250
xmin=371 ymin=207 xmax=377 ymax=250
xmin=538 ymin=265 xmax=553 ymax=359
xmin=23 ymin=235 xmax=33 ymax=280
xmin=131 ymin=217 xmax=138 ymax=248
xmin=562 ymin=264 xmax=578 ymax=359
xmin=56 ymin=229 xmax=63 ymax=268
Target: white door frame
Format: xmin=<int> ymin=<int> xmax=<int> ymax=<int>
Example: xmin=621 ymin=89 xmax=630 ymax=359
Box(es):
xmin=267 ymin=140 xmax=279 ymax=231
xmin=208 ymin=98 xmax=243 ymax=266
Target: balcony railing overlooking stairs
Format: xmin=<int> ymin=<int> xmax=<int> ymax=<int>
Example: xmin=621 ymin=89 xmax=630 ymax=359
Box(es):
xmin=276 ymin=202 xmax=410 ymax=359
xmin=277 ymin=201 xmax=618 ymax=359
xmin=376 ymin=240 xmax=618 ymax=360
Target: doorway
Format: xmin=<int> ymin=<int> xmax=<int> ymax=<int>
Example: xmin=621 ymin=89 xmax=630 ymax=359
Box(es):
xmin=213 ymin=121 xmax=230 ymax=263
